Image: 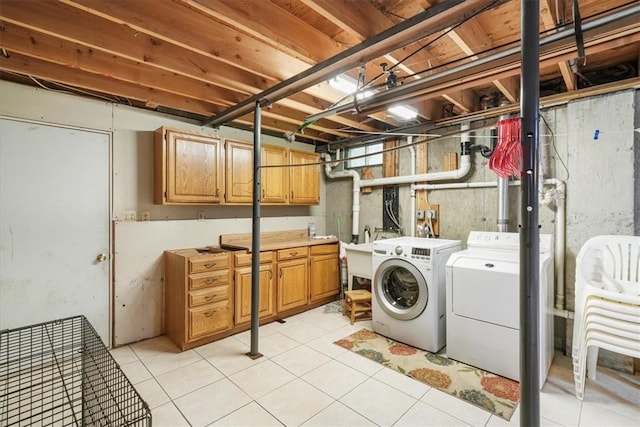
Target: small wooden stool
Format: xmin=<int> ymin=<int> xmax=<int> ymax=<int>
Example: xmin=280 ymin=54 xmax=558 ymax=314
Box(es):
xmin=343 ymin=290 xmax=372 ymax=325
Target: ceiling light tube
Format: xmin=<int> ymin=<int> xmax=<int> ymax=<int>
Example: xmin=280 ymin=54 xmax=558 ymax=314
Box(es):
xmin=388 ymin=105 xmax=418 ymax=120
xmin=329 ymin=75 xmax=373 ymax=99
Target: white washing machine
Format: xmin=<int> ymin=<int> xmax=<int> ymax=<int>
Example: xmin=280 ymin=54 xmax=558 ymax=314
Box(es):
xmin=372 ymin=237 xmax=461 ymax=353
xmin=445 ymin=231 xmax=554 ymax=384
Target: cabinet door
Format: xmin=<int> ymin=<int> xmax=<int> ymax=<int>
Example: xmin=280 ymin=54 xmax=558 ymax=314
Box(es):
xmin=261 ymin=144 xmax=288 ymax=204
xmin=165 ymin=129 xmax=223 ymax=203
xmin=235 ymin=264 xmax=275 ymax=324
xmin=309 ymin=253 xmax=339 ymax=302
xmin=277 ymin=258 xmax=308 ymax=312
xmin=289 ymin=149 xmax=319 ymax=205
xmin=225 ymin=140 xmax=254 ymax=204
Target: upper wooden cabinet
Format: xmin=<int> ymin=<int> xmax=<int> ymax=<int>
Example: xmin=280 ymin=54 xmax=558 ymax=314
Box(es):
xmin=225 ymin=139 xmax=254 ymax=204
xmin=261 ymin=144 xmax=288 ymax=204
xmin=155 ymin=128 xmax=319 ymax=206
xmin=155 ymin=127 xmax=223 ymax=205
xmin=289 ymin=149 xmax=320 ymax=205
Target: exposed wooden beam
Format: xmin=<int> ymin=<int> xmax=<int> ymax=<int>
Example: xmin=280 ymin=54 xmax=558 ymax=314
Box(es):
xmin=0 ymin=0 xmax=266 ymax=94
xmin=302 ymin=0 xmax=447 ymax=107
xmin=350 ymin=24 xmax=640 ymax=116
xmin=0 ymin=52 xmax=224 ymax=115
xmin=0 ymin=22 xmax=241 ymax=107
xmin=442 ymin=15 xmax=522 ymax=101
xmin=492 ymin=76 xmax=520 ymax=103
xmin=205 ymin=0 xmax=507 ymax=127
xmin=65 ymin=0 xmax=398 ymax=129
xmin=541 ymin=0 xmax=577 ymax=91
xmin=441 ymin=89 xmax=479 ymax=113
xmin=0 ymin=0 xmax=372 ymax=137
xmin=178 ymin=0 xmax=339 ymax=64
xmin=63 ymin=0 xmax=310 ymax=79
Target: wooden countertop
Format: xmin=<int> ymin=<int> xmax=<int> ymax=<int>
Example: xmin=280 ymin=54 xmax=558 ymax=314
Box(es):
xmin=220 ymin=229 xmax=338 ymax=253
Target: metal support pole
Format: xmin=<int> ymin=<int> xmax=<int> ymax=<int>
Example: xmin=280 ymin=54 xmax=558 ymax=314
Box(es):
xmin=520 ymin=0 xmax=541 ymax=425
xmin=248 ymin=101 xmax=263 ymax=359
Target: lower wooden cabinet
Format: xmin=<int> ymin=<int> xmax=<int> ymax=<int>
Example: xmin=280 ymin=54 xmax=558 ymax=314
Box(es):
xmin=276 ymin=247 xmax=309 ymax=312
xmin=164 ymin=236 xmax=340 ymax=351
xmin=309 ymin=243 xmax=340 ymax=302
xmin=164 ymin=248 xmax=233 ymax=350
xmin=234 ymin=251 xmax=275 ymax=325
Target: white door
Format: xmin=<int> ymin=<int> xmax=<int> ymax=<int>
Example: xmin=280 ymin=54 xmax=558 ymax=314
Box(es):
xmin=0 ymin=118 xmax=111 ymax=344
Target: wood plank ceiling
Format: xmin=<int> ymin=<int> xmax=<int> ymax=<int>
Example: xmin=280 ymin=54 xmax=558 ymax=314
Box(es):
xmin=0 ymin=0 xmax=638 ymax=148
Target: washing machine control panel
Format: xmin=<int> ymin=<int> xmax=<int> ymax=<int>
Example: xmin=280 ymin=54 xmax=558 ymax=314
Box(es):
xmin=392 ymin=245 xmax=432 ymax=260
xmin=411 ymin=247 xmax=431 ymax=257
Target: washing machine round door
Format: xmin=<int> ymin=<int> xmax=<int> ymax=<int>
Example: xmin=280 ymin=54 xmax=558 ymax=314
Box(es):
xmin=374 ymin=258 xmax=428 ymax=320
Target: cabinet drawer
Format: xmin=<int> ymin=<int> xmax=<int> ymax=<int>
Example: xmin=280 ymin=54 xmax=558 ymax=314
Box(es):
xmin=310 ymin=243 xmax=338 ymax=256
xmin=277 ymin=247 xmax=308 ymax=261
xmin=188 ymin=285 xmax=229 ymax=307
xmin=189 ymin=270 xmax=229 ymax=290
xmin=235 ymin=251 xmax=273 ymax=267
xmin=188 ymin=301 xmax=230 ymax=341
xmin=189 ymin=254 xmax=229 ymax=273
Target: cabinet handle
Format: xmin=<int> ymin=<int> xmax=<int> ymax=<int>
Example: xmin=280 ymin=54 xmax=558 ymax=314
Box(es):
xmin=262 ymin=189 xmax=265 ymax=198
xmin=279 ymin=268 xmax=282 ymax=278
xmin=289 ymin=251 xmax=298 ymax=257
xmin=215 ymin=188 xmax=220 ymax=197
xmin=204 ymin=310 xmax=216 ymax=317
xmin=205 ymin=294 xmax=216 ymax=301
xmin=205 ymin=278 xmax=216 ymax=284
xmin=269 ymin=270 xmax=273 ymax=279
xmin=204 ymin=263 xmax=217 ymax=269
xmin=291 ymin=190 xmax=294 ymax=199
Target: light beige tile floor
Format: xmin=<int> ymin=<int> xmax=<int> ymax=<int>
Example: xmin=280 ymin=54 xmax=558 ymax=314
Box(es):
xmin=111 ymin=303 xmax=640 ymax=427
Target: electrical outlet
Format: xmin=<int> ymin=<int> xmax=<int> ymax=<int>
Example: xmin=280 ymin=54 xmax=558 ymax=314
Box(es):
xmin=197 ymin=210 xmax=205 ymax=221
xmin=416 ymin=209 xmax=425 ymax=220
xmin=123 ymin=210 xmax=136 ymax=221
xmin=140 ymin=211 xmax=150 ymax=221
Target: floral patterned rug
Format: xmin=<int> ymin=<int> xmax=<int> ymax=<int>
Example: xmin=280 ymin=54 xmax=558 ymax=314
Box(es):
xmin=335 ymin=329 xmax=520 ymax=421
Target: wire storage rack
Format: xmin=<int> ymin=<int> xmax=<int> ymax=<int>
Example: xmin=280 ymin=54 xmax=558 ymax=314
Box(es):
xmin=0 ymin=315 xmax=151 ymax=426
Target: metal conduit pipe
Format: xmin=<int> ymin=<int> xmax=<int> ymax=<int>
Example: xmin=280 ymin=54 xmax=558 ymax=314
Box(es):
xmin=320 ymin=153 xmax=361 ymax=243
xmin=412 ymin=178 xmax=568 ymax=316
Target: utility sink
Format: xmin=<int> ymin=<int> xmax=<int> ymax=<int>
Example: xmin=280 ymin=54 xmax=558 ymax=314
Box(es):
xmin=344 ymin=242 xmax=373 ymax=290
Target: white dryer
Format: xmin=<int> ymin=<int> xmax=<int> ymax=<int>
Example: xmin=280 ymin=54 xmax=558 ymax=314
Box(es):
xmin=372 ymin=237 xmax=461 ymax=353
xmin=445 ymin=231 xmax=554 ymax=384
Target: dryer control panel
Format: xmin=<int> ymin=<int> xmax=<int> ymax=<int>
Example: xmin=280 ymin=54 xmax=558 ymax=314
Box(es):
xmin=467 ymin=231 xmax=553 ymax=254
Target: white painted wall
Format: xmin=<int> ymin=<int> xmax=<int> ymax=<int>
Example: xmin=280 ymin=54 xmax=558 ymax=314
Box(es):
xmin=0 ymin=80 xmax=327 ymax=346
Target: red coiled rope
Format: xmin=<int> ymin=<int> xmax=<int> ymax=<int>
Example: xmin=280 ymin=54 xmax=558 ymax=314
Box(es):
xmin=489 ymin=117 xmax=522 ymax=178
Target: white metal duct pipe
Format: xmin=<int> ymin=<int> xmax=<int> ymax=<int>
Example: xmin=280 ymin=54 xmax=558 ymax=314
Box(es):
xmin=408 ymin=136 xmax=416 ymax=237
xmin=321 ymin=153 xmax=361 ymax=243
xmin=359 ymin=153 xmax=471 ymax=188
xmin=412 ymin=178 xmax=567 ymax=313
xmin=496 ymin=109 xmax=511 ymax=232
xmin=540 ymin=178 xmax=566 ymax=311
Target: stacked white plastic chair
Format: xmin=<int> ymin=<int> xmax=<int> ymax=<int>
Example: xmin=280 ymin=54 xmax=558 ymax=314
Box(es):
xmin=572 ymin=235 xmax=640 ymax=400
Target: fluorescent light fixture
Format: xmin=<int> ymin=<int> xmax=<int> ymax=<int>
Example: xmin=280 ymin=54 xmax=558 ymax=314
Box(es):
xmin=329 ymin=75 xmax=373 ymax=99
xmin=388 ymin=105 xmax=418 ymax=120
